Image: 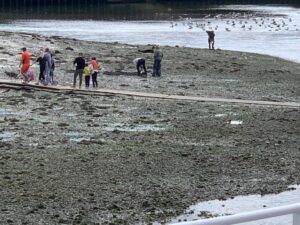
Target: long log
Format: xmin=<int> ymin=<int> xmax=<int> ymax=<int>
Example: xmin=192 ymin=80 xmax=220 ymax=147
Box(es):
xmin=0 ymin=82 xmax=115 ymax=97
xmin=1 ymin=79 xmax=300 ymax=108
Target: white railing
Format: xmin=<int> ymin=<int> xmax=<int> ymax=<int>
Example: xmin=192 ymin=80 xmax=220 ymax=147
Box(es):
xmin=171 ymin=203 xmax=300 ymax=225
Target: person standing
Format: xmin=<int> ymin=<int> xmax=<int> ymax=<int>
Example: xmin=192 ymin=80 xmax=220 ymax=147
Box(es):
xmin=206 ymin=30 xmax=215 ymax=50
xmin=34 ymin=49 xmax=45 ymax=84
xmin=49 ymin=54 xmax=55 ymax=85
xmin=83 ymin=63 xmax=91 ymax=88
xmin=73 ymin=53 xmax=85 ymax=88
xmin=90 ymin=57 xmax=99 ymax=88
xmin=133 ymin=58 xmax=147 ymax=77
xmin=43 ymin=48 xmax=52 ymax=85
xmin=152 ymin=45 xmax=163 ymax=77
xmin=19 ymin=47 xmax=31 ymax=80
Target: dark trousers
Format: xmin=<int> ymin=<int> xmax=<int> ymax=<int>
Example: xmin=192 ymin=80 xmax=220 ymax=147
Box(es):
xmin=137 ymin=59 xmax=147 ymax=76
xmin=73 ymin=69 xmax=83 ymax=87
xmin=153 ymin=59 xmax=161 ymax=77
xmin=39 ymin=66 xmax=45 ymax=81
xmin=92 ymin=72 xmax=98 ymax=87
xmin=85 ymin=75 xmax=90 ymax=87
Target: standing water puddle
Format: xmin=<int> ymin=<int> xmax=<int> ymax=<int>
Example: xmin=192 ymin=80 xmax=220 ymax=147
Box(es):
xmin=230 ymin=120 xmax=243 ymax=125
xmin=101 ymin=123 xmax=165 ymax=132
xmin=64 ymin=132 xmax=90 ymax=142
xmin=0 ymin=108 xmax=22 ymax=115
xmin=0 ymin=131 xmax=17 ymax=141
xmin=165 ymin=185 xmax=300 ymax=225
xmin=215 ymin=114 xmax=228 ymax=117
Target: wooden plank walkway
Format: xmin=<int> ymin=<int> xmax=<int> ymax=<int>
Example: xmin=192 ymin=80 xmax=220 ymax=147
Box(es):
xmin=0 ymin=79 xmax=299 ymax=108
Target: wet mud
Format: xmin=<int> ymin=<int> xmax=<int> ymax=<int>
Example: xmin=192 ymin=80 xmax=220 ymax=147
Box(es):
xmin=0 ymin=31 xmax=299 ymax=225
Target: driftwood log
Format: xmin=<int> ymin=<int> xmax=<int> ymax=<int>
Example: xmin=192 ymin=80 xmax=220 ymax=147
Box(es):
xmin=0 ymin=82 xmax=115 ymax=97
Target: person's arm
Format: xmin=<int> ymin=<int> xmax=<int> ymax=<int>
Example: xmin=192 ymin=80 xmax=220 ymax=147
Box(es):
xmin=32 ymin=56 xmax=40 ymax=66
xmin=19 ymin=54 xmax=23 ymax=67
xmin=138 ymin=49 xmax=154 ymax=53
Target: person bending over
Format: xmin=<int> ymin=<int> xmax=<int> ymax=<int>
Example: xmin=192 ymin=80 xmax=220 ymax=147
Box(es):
xmin=133 ymin=58 xmax=147 ymax=77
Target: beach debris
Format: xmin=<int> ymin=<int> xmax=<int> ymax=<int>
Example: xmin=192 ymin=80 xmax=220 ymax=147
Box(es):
xmin=65 ymin=47 xmax=74 ymax=51
xmin=4 ymin=71 xmax=18 ymax=78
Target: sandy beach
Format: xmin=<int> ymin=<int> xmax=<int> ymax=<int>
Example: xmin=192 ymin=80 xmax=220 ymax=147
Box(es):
xmin=0 ymin=31 xmax=299 ymax=225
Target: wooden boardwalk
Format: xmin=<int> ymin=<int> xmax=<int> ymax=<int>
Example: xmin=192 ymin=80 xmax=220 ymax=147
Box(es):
xmin=0 ymin=79 xmax=299 ymax=108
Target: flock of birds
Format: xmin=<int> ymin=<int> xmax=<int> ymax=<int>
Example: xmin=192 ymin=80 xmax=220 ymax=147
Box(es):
xmin=169 ymin=12 xmax=299 ymax=33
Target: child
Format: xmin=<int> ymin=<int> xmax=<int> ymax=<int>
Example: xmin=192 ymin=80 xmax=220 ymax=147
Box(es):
xmin=90 ymin=57 xmax=99 ymax=88
xmin=83 ymin=63 xmax=91 ymax=88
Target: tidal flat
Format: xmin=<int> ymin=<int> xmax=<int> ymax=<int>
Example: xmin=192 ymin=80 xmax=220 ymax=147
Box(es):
xmin=0 ymin=31 xmax=299 ymax=225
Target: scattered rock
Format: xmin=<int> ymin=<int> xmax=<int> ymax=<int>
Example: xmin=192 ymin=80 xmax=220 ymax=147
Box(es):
xmin=66 ymin=47 xmax=74 ymax=51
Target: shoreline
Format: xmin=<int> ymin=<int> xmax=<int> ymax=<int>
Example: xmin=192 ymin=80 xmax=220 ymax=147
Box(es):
xmin=0 ymin=31 xmax=299 ymax=225
xmin=2 ymin=29 xmax=300 ymax=64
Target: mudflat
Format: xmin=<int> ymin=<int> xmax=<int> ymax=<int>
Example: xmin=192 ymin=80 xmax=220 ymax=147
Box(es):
xmin=0 ymin=31 xmax=299 ymax=225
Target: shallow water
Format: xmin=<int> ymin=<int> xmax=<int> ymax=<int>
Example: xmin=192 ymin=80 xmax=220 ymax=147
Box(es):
xmin=230 ymin=120 xmax=243 ymax=125
xmin=0 ymin=131 xmax=16 ymax=141
xmin=0 ymin=108 xmax=22 ymax=115
xmin=0 ymin=5 xmax=299 ymax=62
xmin=165 ymin=185 xmax=300 ymax=225
xmin=101 ymin=123 xmax=165 ymax=132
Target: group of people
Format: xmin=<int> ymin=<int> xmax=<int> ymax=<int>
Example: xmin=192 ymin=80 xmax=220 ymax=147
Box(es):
xmin=19 ymin=47 xmax=55 ymax=85
xmin=73 ymin=53 xmax=99 ymax=88
xmin=133 ymin=44 xmax=164 ymax=77
xmin=19 ymin=48 xmax=100 ymax=88
xmin=19 ymin=44 xmax=164 ymax=88
xmin=18 ymin=36 xmax=215 ymax=87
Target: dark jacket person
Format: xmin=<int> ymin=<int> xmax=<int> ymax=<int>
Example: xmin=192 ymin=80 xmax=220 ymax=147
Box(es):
xmin=73 ymin=53 xmax=85 ymax=88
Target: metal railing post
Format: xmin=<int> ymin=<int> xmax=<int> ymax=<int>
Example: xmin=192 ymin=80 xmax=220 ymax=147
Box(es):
xmin=293 ymin=213 xmax=300 ymax=225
